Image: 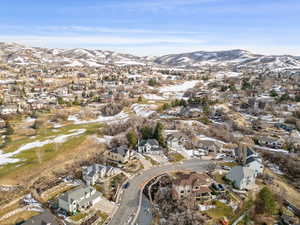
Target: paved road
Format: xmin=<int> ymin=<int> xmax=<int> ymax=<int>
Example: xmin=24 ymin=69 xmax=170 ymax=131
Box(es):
xmin=136 ymin=194 xmax=153 ymax=225
xmin=108 ymin=159 xmax=212 ymax=225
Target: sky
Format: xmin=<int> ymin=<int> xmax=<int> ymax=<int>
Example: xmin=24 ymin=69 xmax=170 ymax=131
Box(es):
xmin=0 ymin=0 xmax=299 ymax=56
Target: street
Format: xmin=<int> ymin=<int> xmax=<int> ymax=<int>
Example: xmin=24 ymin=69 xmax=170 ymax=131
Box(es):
xmin=108 ymin=159 xmax=212 ymax=225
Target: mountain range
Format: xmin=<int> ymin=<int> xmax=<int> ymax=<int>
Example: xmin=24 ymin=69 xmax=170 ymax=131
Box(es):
xmin=1 ymin=42 xmax=300 ymax=70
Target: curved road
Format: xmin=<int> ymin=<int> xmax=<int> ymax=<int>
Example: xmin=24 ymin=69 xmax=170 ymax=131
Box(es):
xmin=108 ymin=159 xmax=212 ymax=225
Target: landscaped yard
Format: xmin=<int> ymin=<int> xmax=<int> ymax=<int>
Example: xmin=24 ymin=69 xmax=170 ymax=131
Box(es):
xmin=96 ymin=211 xmax=108 ymax=225
xmin=70 ymin=212 xmax=88 ymax=221
xmin=167 ymin=152 xmax=185 ymax=162
xmin=219 ymin=161 xmax=238 ymax=168
xmin=205 ymin=200 xmax=233 ymax=221
xmin=144 ymin=155 xmax=160 ymax=165
xmin=213 ymin=172 xmax=226 ymax=184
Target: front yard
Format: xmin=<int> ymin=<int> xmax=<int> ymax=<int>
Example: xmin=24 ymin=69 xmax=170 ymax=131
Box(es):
xmin=167 ymin=152 xmax=185 ymax=162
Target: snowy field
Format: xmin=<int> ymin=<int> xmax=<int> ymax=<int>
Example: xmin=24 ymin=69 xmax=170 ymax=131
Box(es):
xmin=0 ymin=129 xmax=86 ymax=166
xmin=143 ymin=94 xmax=166 ymax=101
xmin=197 ymin=134 xmax=227 ymax=145
xmin=131 ymin=104 xmax=156 ymax=117
xmin=68 ymin=111 xmax=129 ymax=125
xmin=159 ymin=80 xmax=199 ymax=99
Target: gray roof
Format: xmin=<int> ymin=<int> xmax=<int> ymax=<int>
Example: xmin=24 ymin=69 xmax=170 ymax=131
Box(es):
xmin=227 ymin=166 xmax=255 ymax=181
xmin=58 ymin=185 xmax=99 ymax=203
xmin=139 ymin=139 xmax=159 ymax=147
xmin=83 ymin=164 xmax=106 ymax=177
xmin=111 ymin=145 xmax=129 ymax=157
xmin=22 ymin=210 xmax=60 ymax=225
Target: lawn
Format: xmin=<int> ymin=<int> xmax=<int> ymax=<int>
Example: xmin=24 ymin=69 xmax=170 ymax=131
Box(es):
xmin=0 ymin=121 xmax=103 ymax=184
xmin=167 ymin=152 xmax=185 ymax=162
xmin=205 ymin=200 xmax=233 ymax=220
xmin=70 ymin=212 xmax=88 ymax=222
xmin=219 ymin=161 xmax=238 ymax=168
xmin=144 ymin=155 xmax=160 ymax=165
xmin=96 ymin=211 xmax=108 ymax=225
xmin=213 ymin=172 xmax=226 ymax=184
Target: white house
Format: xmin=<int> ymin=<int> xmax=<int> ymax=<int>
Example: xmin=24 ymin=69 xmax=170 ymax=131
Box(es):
xmin=245 ymin=157 xmax=264 ymax=176
xmin=58 ymin=185 xmax=101 ymax=214
xmin=138 ymin=139 xmax=162 ymax=155
xmin=226 ymin=166 xmax=257 ymax=190
xmin=82 ymin=164 xmax=121 ymax=185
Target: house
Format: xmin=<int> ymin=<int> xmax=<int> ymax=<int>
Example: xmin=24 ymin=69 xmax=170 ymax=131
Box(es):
xmin=225 ymin=166 xmax=256 ymax=190
xmin=245 ymin=157 xmax=264 ymax=176
xmin=22 ymin=210 xmax=60 ymax=225
xmin=198 ymin=140 xmax=223 ymax=155
xmin=58 ymin=185 xmax=101 ymax=214
xmin=82 ymin=164 xmax=121 ymax=185
xmin=166 ymin=133 xmax=188 ymax=149
xmin=257 ymin=136 xmax=285 ymax=149
xmin=138 ymin=139 xmax=162 ymax=155
xmin=234 ymin=144 xmax=258 ymax=164
xmin=172 ymin=173 xmax=212 ymax=203
xmin=180 ymin=106 xmax=203 ymax=118
xmin=106 ymin=145 xmax=132 ymax=164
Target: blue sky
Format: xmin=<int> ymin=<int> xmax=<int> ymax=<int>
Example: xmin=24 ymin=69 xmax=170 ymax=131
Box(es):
xmin=1 ymin=0 xmax=299 ymax=56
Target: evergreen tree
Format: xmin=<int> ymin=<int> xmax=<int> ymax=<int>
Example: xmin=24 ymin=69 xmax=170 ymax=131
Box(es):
xmin=141 ymin=126 xmax=153 ymax=139
xmin=153 ymin=122 xmax=165 ymax=147
xmin=257 ymin=187 xmax=276 ymax=215
xmin=5 ymin=122 xmax=14 ymax=135
xmin=127 ymin=130 xmax=138 ymax=149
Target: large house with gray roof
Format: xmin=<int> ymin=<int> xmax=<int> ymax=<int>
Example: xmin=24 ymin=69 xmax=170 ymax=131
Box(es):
xmin=58 ymin=185 xmax=101 ymax=214
xmin=106 ymin=145 xmax=132 ymax=164
xmin=82 ymin=164 xmax=121 ymax=185
xmin=138 ymin=139 xmax=162 ymax=155
xmin=225 ymin=166 xmax=256 ymax=190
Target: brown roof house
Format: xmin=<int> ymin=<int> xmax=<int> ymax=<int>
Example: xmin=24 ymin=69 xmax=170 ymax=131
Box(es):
xmin=172 ymin=173 xmax=213 ymax=205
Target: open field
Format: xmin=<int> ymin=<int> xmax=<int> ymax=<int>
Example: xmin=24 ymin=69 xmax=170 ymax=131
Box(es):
xmin=0 ymin=114 xmax=104 ymax=185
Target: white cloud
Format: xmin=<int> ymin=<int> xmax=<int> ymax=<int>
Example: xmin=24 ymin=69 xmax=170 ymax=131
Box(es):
xmin=0 ymin=34 xmax=204 ymax=46
xmin=0 ymin=35 xmax=299 ymax=57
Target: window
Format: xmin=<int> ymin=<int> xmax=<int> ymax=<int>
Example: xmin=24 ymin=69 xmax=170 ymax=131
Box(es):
xmin=180 ymin=190 xmax=184 ymax=193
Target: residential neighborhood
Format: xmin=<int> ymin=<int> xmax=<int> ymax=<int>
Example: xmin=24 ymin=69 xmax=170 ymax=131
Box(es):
xmin=0 ymin=42 xmax=299 ymax=225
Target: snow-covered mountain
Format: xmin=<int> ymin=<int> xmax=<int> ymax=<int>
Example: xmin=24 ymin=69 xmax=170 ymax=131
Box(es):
xmin=155 ymin=49 xmax=300 ymax=70
xmin=1 ymin=42 xmax=300 ymax=71
xmin=0 ymin=42 xmax=148 ymax=67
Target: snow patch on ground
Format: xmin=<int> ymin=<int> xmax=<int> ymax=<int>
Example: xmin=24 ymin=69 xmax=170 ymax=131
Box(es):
xmin=143 ymin=94 xmax=166 ymax=101
xmin=197 ymin=134 xmax=227 ymax=145
xmin=159 ymin=80 xmax=198 ymax=99
xmin=0 ymin=129 xmax=86 ymax=166
xmin=131 ymin=104 xmax=156 ymax=117
xmin=68 ymin=111 xmax=129 ymax=125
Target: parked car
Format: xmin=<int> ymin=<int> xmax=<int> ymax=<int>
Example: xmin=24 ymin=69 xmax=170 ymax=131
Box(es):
xmin=123 ymin=182 xmax=130 ymax=189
